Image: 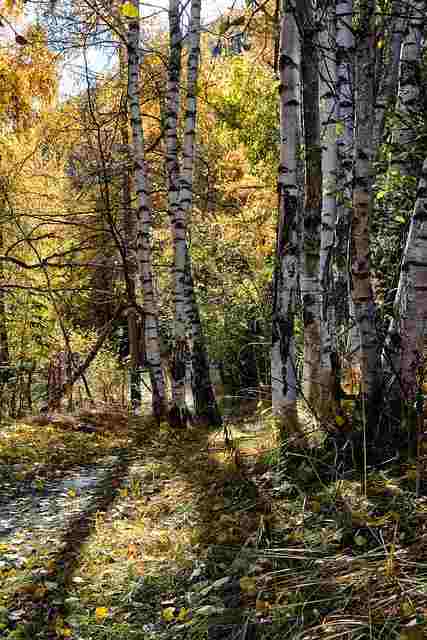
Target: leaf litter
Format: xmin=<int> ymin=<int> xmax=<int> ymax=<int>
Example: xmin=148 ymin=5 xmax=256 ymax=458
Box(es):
xmin=1 ymin=408 xmax=427 ymax=638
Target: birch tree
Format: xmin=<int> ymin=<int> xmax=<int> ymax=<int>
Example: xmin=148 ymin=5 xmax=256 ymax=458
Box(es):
xmin=319 ymin=2 xmax=338 ymax=416
xmin=125 ymin=0 xmax=167 ymax=422
xmin=395 ymin=158 xmax=427 ymax=406
xmin=165 ymin=0 xmax=190 ymax=426
xmin=294 ymin=0 xmax=322 ymax=413
xmin=180 ymin=0 xmax=221 ymax=426
xmin=391 ymin=0 xmax=424 ymax=177
xmin=271 ymin=0 xmax=302 ymax=440
xmin=119 ymin=44 xmax=143 ymax=413
xmin=373 ymin=0 xmax=406 ymax=149
xmin=350 ymin=0 xmax=380 ymax=423
xmin=335 ymin=0 xmax=360 ymax=374
xmin=166 ymin=0 xmax=221 ymax=427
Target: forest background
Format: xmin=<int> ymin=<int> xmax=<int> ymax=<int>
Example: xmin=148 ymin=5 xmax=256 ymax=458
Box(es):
xmin=0 ymin=0 xmax=426 ymax=472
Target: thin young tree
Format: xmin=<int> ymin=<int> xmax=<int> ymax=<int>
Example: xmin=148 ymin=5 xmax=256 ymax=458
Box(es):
xmin=271 ymin=0 xmax=302 ymax=440
xmin=125 ymin=0 xmax=167 ymax=422
xmin=169 ymin=0 xmax=221 ymax=426
xmin=319 ymin=1 xmax=338 ymax=417
xmin=294 ymin=0 xmax=322 ymax=413
xmin=350 ymin=0 xmax=380 ymax=427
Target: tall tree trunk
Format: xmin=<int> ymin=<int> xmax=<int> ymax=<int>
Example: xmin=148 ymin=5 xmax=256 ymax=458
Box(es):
xmin=396 ymin=158 xmax=427 ymax=405
xmin=119 ymin=44 xmax=143 ymax=414
xmin=391 ymin=0 xmax=424 ymax=177
xmin=399 ymin=160 xmax=427 ymax=382
xmin=335 ymin=0 xmax=359 ymax=373
xmin=176 ymin=0 xmax=222 ymax=427
xmin=184 ymin=258 xmax=222 ymax=426
xmin=166 ymin=0 xmax=190 ymax=427
xmin=319 ymin=2 xmax=338 ymax=418
xmin=0 ymin=223 xmax=9 ymax=392
xmin=125 ymin=0 xmax=167 ymax=422
xmin=295 ymin=0 xmax=322 ymax=414
xmin=271 ymin=0 xmax=302 ymax=440
xmin=373 ymin=0 xmax=406 ymax=149
xmin=351 ymin=0 xmax=380 ymax=429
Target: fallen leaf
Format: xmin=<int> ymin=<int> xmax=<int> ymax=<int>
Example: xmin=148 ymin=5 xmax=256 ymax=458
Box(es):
xmin=120 ymin=1 xmax=138 ymax=18
xmin=176 ymin=607 xmax=190 ymax=621
xmin=256 ymin=599 xmax=271 ymax=611
xmin=162 ymin=607 xmax=176 ymax=622
xmin=95 ymin=606 xmax=109 ymax=622
xmin=240 ymin=576 xmax=257 ymax=594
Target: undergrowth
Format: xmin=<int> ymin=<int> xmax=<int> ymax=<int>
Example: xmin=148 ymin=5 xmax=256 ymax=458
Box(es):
xmin=0 ymin=405 xmax=427 ymax=639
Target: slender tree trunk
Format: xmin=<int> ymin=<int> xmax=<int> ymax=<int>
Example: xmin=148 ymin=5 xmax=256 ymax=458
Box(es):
xmin=319 ymin=2 xmax=338 ymax=418
xmin=271 ymin=0 xmax=302 ymax=441
xmin=397 ymin=158 xmax=427 ymax=404
xmin=166 ymin=0 xmax=191 ymax=427
xmin=335 ymin=0 xmax=359 ymax=372
xmin=391 ymin=0 xmax=424 ymax=177
xmin=119 ymin=44 xmax=143 ymax=414
xmin=373 ymin=0 xmax=406 ymax=149
xmin=351 ymin=0 xmax=381 ymax=429
xmin=0 ymin=224 xmax=9 ymax=393
xmin=125 ymin=0 xmax=167 ymax=422
xmin=175 ymin=0 xmax=222 ymax=427
xmin=295 ymin=0 xmax=322 ymax=413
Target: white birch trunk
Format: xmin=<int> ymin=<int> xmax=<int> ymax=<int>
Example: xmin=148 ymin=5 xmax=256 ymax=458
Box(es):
xmin=393 ymin=159 xmax=427 ymax=402
xmin=391 ymin=0 xmax=424 ymax=177
xmin=336 ymin=0 xmax=359 ymax=369
xmin=319 ymin=3 xmax=338 ymax=415
xmin=296 ymin=0 xmax=322 ymax=413
xmin=175 ymin=0 xmax=221 ymax=426
xmin=383 ymin=1 xmax=425 ymax=384
xmin=351 ymin=0 xmax=380 ymax=415
xmin=125 ymin=0 xmax=167 ymax=421
xmin=165 ymin=0 xmax=188 ymax=420
xmin=373 ymin=0 xmax=406 ymax=149
xmin=271 ymin=1 xmax=301 ymax=438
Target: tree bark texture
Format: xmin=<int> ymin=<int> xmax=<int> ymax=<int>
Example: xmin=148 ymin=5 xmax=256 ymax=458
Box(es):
xmin=319 ymin=2 xmax=338 ymax=417
xmin=271 ymin=0 xmax=301 ymax=439
xmin=126 ymin=0 xmax=167 ymax=422
xmin=295 ymin=0 xmax=323 ymax=413
xmin=351 ymin=0 xmax=381 ymax=423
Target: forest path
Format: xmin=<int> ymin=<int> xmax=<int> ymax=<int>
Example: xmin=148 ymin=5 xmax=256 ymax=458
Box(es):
xmin=0 ymin=455 xmax=122 ymax=539
xmin=1 ymin=408 xmax=426 ymax=639
xmin=0 ymin=407 xmax=275 ymax=638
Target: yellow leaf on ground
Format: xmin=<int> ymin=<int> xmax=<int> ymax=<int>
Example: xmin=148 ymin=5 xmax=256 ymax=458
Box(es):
xmin=176 ymin=607 xmax=190 ymax=621
xmin=162 ymin=607 xmax=176 ymax=622
xmin=120 ymin=1 xmax=138 ymax=18
xmin=335 ymin=415 xmax=345 ymax=427
xmin=240 ymin=576 xmax=257 ymax=594
xmin=400 ymin=601 xmax=415 ymax=617
xmin=95 ymin=607 xmax=109 ymax=622
xmin=256 ymin=599 xmax=271 ymax=611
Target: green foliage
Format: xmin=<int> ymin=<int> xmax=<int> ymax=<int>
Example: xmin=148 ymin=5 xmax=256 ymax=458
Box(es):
xmin=372 ymin=168 xmax=417 ymax=307
xmin=208 ymin=56 xmax=279 ymax=175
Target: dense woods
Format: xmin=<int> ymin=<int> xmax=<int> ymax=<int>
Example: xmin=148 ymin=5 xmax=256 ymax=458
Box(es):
xmin=0 ymin=0 xmax=425 ymax=458
xmin=2 ymin=0 xmax=427 ymax=637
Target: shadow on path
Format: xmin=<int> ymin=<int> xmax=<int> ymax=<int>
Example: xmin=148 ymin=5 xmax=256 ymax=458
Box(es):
xmin=4 ymin=446 xmax=134 ymax=637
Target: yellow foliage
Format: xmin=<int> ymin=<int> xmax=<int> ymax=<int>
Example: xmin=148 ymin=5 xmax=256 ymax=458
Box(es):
xmin=240 ymin=576 xmax=257 ymax=594
xmin=120 ymin=1 xmax=139 ymax=18
xmin=95 ymin=606 xmax=109 ymax=622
